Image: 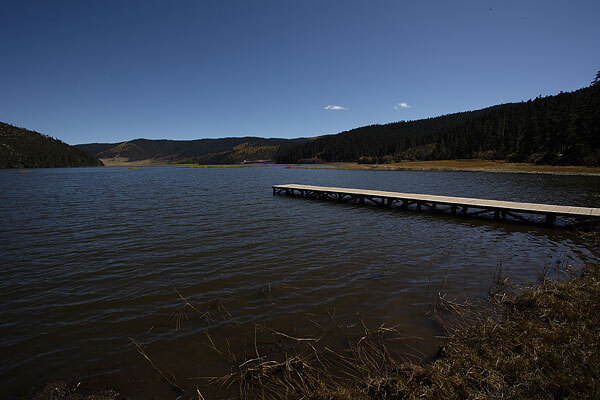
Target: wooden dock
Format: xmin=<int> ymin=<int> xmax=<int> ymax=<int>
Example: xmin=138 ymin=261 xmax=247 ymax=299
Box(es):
xmin=272 ymin=184 xmax=600 ymax=226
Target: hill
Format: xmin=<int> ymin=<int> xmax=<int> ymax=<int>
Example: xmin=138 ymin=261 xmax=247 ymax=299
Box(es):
xmin=0 ymin=122 xmax=104 ymax=168
xmin=275 ymin=85 xmax=600 ymax=166
xmin=76 ymin=137 xmax=307 ymax=165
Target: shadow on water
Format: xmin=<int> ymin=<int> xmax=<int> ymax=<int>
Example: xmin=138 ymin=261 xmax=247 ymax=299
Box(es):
xmin=274 ymin=191 xmax=599 ymax=244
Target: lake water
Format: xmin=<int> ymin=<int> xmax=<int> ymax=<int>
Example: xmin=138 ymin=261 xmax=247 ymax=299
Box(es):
xmin=1 ymin=166 xmax=599 ymax=397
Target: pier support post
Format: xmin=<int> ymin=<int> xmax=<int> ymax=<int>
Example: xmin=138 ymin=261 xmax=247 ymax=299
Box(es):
xmin=494 ymin=210 xmax=500 ymax=219
xmin=545 ymin=214 xmax=556 ymax=226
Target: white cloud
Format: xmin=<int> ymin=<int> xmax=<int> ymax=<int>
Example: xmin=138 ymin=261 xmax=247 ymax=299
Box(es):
xmin=394 ymin=102 xmax=412 ymax=109
xmin=324 ymin=105 xmax=348 ymax=110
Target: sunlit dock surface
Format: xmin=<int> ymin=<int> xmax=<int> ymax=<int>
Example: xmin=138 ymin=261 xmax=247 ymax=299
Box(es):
xmin=273 ymin=184 xmax=600 ymax=226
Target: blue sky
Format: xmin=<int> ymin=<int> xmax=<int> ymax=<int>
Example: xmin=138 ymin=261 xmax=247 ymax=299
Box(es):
xmin=1 ymin=1 xmax=598 ymax=144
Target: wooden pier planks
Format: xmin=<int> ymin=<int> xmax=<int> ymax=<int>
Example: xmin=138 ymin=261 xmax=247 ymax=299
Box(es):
xmin=272 ymin=184 xmax=600 ymax=224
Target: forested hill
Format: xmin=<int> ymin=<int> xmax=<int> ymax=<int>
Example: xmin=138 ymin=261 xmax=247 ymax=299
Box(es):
xmin=276 ymin=85 xmax=600 ymax=166
xmin=0 ymin=122 xmax=104 ymax=168
xmin=77 ymin=137 xmax=307 ymax=164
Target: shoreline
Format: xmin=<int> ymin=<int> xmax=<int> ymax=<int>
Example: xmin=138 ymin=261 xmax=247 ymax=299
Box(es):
xmin=284 ymin=160 xmax=600 ymax=176
xmin=98 ymin=158 xmax=600 ymax=176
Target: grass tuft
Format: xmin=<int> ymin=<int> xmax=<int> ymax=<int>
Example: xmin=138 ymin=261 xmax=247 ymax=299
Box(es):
xmin=363 ymin=263 xmax=600 ymax=400
xmin=208 ymin=263 xmax=600 ymax=399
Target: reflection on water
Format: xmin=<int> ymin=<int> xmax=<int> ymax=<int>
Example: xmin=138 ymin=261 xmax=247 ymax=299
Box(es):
xmin=0 ymin=166 xmax=598 ymax=396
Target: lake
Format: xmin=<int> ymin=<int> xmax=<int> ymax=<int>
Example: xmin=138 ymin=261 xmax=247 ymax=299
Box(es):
xmin=1 ymin=166 xmax=598 ymax=397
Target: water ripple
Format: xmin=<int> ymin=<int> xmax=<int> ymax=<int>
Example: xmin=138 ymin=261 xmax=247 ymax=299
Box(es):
xmin=0 ymin=166 xmax=598 ymax=395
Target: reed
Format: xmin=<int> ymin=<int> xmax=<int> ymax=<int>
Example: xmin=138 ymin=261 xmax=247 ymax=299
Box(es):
xmin=201 ymin=263 xmax=600 ymax=399
xmin=130 ymin=257 xmax=600 ymax=399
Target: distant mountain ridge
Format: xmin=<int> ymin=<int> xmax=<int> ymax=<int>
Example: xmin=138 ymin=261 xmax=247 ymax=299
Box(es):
xmin=0 ymin=122 xmax=103 ymax=168
xmin=76 ymin=137 xmax=308 ymax=164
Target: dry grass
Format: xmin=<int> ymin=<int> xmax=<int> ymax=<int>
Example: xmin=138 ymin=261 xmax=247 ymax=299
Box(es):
xmin=194 ymin=263 xmax=600 ymax=399
xmin=126 ymin=246 xmax=600 ymax=399
xmin=285 ymin=160 xmax=600 ymax=175
xmin=383 ymin=264 xmax=600 ymax=399
xmin=98 ymin=157 xmax=190 ymax=167
xmin=200 ymin=320 xmax=417 ymax=400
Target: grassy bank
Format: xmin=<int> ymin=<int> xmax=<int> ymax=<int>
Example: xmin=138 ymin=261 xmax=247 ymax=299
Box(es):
xmin=218 ymin=263 xmax=600 ymax=399
xmin=285 ymin=160 xmax=600 ymax=175
xmin=366 ymin=264 xmax=600 ymax=399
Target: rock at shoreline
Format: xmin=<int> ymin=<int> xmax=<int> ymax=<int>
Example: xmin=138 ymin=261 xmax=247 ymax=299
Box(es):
xmin=30 ymin=380 xmax=125 ymax=400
